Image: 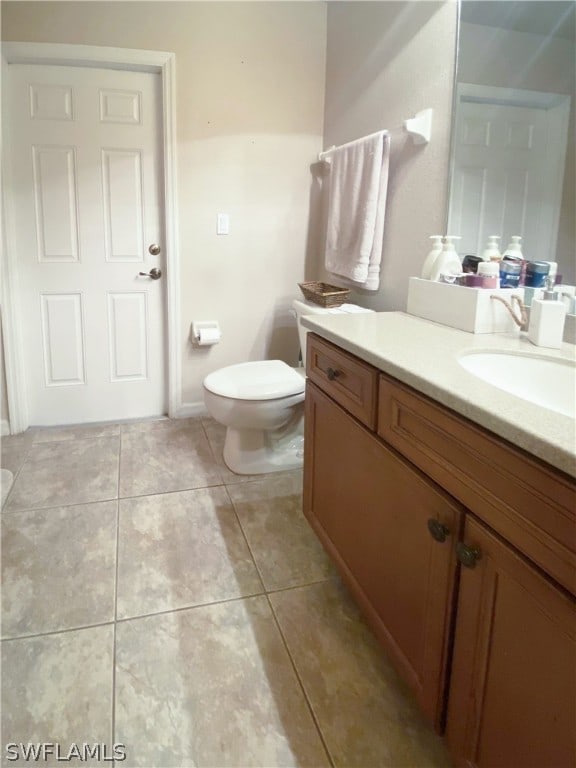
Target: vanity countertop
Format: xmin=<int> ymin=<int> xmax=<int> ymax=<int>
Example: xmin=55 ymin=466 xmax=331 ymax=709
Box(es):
xmin=301 ymin=311 xmax=576 ymax=479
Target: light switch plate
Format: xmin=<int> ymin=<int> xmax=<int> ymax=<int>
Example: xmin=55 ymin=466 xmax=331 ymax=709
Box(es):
xmin=217 ymin=213 xmax=229 ymax=235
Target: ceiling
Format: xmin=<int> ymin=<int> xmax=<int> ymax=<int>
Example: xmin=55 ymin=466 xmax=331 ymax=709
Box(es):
xmin=461 ymin=1 xmax=576 ymax=41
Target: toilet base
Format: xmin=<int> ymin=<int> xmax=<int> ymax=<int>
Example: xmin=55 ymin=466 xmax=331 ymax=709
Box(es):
xmin=223 ymin=411 xmax=304 ymax=475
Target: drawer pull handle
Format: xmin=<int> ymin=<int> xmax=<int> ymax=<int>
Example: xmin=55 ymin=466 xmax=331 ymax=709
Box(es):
xmin=327 ymin=367 xmax=341 ymax=381
xmin=427 ymin=518 xmax=450 ymax=543
xmin=456 ymin=542 xmax=482 ymax=568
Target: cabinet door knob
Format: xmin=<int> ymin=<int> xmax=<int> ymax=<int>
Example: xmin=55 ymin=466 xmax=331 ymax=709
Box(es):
xmin=327 ymin=367 xmax=341 ymax=381
xmin=427 ymin=518 xmax=450 ymax=543
xmin=456 ymin=542 xmax=482 ymax=568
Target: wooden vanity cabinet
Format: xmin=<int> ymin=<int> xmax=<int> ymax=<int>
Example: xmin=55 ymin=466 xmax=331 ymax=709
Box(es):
xmin=304 ymin=379 xmax=462 ymax=728
xmin=303 ymin=332 xmax=576 ymax=764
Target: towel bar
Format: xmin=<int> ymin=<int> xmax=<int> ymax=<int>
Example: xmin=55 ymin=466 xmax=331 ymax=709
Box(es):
xmin=318 ymin=109 xmax=432 ymax=160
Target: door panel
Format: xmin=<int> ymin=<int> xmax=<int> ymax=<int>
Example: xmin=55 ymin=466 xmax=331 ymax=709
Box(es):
xmin=33 ymin=145 xmax=80 ymax=262
xmin=447 ymin=516 xmax=576 ymax=768
xmin=101 ymin=148 xmax=144 ymax=261
xmin=40 ymin=293 xmax=86 ymax=386
xmin=107 ymin=292 xmax=149 ymax=382
xmin=7 ymin=64 xmax=165 ymax=425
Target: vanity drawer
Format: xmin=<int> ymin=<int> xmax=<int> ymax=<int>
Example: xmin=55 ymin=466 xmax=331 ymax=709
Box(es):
xmin=378 ymin=373 xmax=576 ymax=595
xmin=306 ymin=334 xmax=378 ymax=429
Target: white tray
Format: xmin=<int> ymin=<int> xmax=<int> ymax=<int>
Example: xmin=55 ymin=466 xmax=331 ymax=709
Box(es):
xmin=407 ymin=278 xmax=523 ymax=334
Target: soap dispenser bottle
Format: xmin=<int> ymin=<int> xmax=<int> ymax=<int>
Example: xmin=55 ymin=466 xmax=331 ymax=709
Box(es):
xmin=482 ymin=235 xmax=501 ymax=261
xmin=528 ymin=278 xmax=566 ymax=348
xmin=502 ymin=235 xmax=523 ymax=260
xmin=429 ymin=236 xmax=462 ymax=282
xmin=421 ymin=235 xmax=443 ymax=279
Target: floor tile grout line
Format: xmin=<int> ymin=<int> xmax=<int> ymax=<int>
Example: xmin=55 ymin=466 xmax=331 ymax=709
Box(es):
xmin=266 ymin=592 xmax=336 ymax=768
xmin=201 ymin=422 xmax=228 ymax=487
xmin=1 ymin=483 xmax=225 ymax=515
xmin=1 ymin=473 xmax=304 ymax=516
xmin=113 ymin=429 xmax=122 ymax=755
xmin=115 ymin=438 xmax=122 ymax=621
xmin=217 ymin=484 xmax=331 ymax=598
xmin=111 ymin=494 xmax=121 ymax=753
xmin=1 ymin=440 xmax=34 ymax=510
xmin=222 ymin=483 xmax=267 ymax=595
xmin=2 ymin=494 xmax=122 ymax=517
xmin=1 ymin=619 xmax=116 ymax=643
xmin=1 ymin=579 xmax=336 ymax=643
xmin=265 ymin=576 xmax=334 ymax=596
xmin=30 ymin=429 xmax=122 ymax=446
xmin=111 ymin=619 xmax=117 ymax=764
xmin=222 ymin=475 xmax=335 ymax=764
xmin=26 ymin=416 xmax=203 ymax=443
xmin=114 ymin=590 xmax=269 ymax=626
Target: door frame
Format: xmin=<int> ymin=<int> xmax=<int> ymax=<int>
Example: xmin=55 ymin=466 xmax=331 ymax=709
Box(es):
xmin=1 ymin=42 xmax=181 ymax=433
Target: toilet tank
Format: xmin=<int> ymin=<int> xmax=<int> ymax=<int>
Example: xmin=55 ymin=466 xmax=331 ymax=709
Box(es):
xmin=292 ymin=299 xmax=333 ymax=368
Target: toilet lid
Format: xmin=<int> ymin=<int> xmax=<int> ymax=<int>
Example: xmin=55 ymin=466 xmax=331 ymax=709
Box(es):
xmin=203 ymin=360 xmax=305 ymax=401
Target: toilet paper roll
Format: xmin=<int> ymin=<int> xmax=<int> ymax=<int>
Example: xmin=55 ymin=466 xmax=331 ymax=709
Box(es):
xmin=197 ymin=327 xmax=221 ymax=346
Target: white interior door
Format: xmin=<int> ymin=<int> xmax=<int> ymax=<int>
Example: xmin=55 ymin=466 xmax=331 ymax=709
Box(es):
xmin=6 ymin=64 xmax=166 ymax=426
xmin=448 ymin=87 xmax=569 ymax=261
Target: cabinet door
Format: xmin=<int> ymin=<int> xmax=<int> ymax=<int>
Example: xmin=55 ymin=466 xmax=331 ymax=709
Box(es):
xmin=447 ymin=516 xmax=576 ymax=768
xmin=304 ymin=381 xmax=463 ymax=729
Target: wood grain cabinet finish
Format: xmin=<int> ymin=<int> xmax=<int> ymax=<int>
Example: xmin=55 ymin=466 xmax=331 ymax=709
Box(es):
xmin=305 ymin=333 xmax=378 ymax=428
xmin=304 ymin=380 xmax=462 ymax=729
xmin=377 ymin=373 xmax=576 ymax=595
xmin=303 ymin=333 xmax=576 ymax=763
xmin=447 ymin=516 xmax=576 ymax=768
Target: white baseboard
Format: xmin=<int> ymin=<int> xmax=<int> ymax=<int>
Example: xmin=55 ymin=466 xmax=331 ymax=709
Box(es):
xmin=173 ymin=401 xmax=209 ymax=419
xmin=1 ymin=420 xmax=10 ymax=437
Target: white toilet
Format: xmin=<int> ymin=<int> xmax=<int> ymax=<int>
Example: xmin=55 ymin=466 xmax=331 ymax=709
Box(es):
xmin=203 ymin=298 xmax=367 ymax=475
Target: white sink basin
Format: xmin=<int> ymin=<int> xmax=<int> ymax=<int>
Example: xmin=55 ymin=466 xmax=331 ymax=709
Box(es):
xmin=458 ymin=351 xmax=576 ymax=418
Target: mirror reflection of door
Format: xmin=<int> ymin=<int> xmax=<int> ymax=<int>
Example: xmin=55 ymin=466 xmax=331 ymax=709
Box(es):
xmin=450 ymin=0 xmax=575 ymax=283
xmin=448 ymin=83 xmax=570 ymax=263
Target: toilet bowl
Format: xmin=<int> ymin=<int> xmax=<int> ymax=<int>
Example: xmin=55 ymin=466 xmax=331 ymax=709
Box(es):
xmin=204 ymin=360 xmax=306 ymax=475
xmin=203 ymin=298 xmax=370 ymax=475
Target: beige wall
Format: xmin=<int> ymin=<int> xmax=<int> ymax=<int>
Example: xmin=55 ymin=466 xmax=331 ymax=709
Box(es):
xmin=458 ymin=22 xmax=575 ymax=284
xmin=0 ymin=316 xmax=8 ymax=428
xmin=2 ymin=0 xmax=461 ymax=417
xmin=318 ymin=1 xmax=458 ymax=311
xmin=2 ymin=1 xmax=327 ymax=411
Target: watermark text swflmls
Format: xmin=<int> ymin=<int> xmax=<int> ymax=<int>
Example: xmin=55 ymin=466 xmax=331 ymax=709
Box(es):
xmin=4 ymin=743 xmax=127 ymax=762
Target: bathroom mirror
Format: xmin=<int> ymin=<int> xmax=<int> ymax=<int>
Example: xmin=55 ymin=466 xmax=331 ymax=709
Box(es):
xmin=447 ymin=1 xmax=575 ymax=284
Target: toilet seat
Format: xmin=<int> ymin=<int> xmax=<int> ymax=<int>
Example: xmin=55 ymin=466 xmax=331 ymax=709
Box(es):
xmin=203 ymin=360 xmax=305 ymax=401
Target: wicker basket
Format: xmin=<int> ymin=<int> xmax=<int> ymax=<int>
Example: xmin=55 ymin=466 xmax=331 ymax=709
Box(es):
xmin=298 ymin=282 xmax=350 ymax=308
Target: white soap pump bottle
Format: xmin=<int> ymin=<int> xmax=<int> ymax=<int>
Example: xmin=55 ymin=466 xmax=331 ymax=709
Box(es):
xmin=481 ymin=235 xmax=501 ymax=261
xmin=421 ymin=235 xmax=444 ymax=279
xmin=528 ymin=277 xmax=566 ymax=349
xmin=429 ymin=236 xmax=462 ymax=282
xmin=502 ymin=235 xmax=523 ymax=260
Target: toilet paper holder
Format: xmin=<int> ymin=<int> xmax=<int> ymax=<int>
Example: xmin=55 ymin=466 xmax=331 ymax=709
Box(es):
xmin=192 ymin=321 xmax=222 ymax=346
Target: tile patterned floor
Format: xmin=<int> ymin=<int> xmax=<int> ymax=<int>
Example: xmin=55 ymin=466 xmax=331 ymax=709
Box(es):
xmin=1 ymin=417 xmax=451 ymax=768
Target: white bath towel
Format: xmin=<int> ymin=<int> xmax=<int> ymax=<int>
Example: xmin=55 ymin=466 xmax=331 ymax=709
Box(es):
xmin=324 ymin=131 xmax=390 ymax=291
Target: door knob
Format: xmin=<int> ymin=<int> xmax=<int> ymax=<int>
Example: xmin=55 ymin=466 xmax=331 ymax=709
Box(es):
xmin=327 ymin=367 xmax=341 ymax=381
xmin=148 ymin=244 xmax=161 ymax=256
xmin=427 ymin=518 xmax=450 ymax=543
xmin=139 ymin=267 xmax=162 ymax=280
xmin=456 ymin=542 xmax=482 ymax=568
